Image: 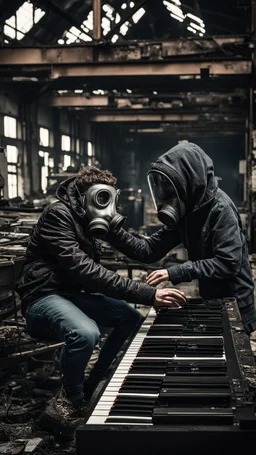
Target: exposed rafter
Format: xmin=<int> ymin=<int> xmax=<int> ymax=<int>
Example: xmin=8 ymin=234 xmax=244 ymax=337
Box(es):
xmin=36 ymin=0 xmax=95 ymax=42
xmin=0 ymin=36 xmax=249 ymax=63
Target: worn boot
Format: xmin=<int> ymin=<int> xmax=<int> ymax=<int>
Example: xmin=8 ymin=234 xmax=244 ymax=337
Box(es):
xmin=39 ymin=388 xmax=83 ymax=440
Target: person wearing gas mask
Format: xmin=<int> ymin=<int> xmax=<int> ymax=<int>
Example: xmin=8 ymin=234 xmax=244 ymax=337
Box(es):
xmin=107 ymin=142 xmax=256 ymax=339
xmin=16 ymin=165 xmax=185 ymax=438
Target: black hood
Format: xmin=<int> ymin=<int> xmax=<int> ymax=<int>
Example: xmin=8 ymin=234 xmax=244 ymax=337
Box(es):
xmin=150 ymin=142 xmax=218 ymax=213
xmin=56 ymin=176 xmax=86 ymax=219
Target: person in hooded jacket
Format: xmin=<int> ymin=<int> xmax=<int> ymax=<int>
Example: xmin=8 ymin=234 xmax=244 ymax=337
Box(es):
xmin=107 ymin=142 xmax=256 ymax=337
xmin=16 ymin=165 xmax=185 ymax=438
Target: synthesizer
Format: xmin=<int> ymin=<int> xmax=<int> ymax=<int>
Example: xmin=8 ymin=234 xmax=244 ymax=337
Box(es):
xmin=77 ymin=298 xmax=256 ymax=455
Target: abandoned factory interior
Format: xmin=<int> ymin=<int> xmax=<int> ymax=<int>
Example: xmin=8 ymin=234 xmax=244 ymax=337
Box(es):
xmin=1 ymin=0 xmax=256 ymax=454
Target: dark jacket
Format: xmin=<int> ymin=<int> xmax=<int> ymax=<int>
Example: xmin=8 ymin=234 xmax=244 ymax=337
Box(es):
xmin=16 ymin=177 xmax=155 ymax=315
xmin=107 ymin=143 xmax=256 ymax=334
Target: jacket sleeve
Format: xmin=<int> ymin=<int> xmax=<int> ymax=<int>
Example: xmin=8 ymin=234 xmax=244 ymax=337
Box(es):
xmin=168 ymin=206 xmax=243 ymax=284
xmin=107 ymin=226 xmax=182 ymax=263
xmin=40 ymin=207 xmax=156 ymax=305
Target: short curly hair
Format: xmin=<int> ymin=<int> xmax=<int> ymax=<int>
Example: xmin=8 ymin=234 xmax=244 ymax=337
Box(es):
xmin=75 ymin=165 xmax=117 ymax=193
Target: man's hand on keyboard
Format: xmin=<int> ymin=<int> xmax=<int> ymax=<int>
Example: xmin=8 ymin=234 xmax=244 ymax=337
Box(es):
xmin=154 ymin=288 xmax=186 ymax=310
xmin=146 ymin=269 xmax=169 ymax=286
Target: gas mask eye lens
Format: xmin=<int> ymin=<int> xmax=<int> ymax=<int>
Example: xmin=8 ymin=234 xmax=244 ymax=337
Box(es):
xmin=96 ymin=190 xmax=111 ymax=207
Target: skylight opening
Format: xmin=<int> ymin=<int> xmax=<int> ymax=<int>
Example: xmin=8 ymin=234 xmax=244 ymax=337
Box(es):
xmin=102 ymin=17 xmax=111 ymax=35
xmin=111 ymin=34 xmax=119 ymax=42
xmin=189 ymin=22 xmax=205 ymax=33
xmin=132 ymin=7 xmax=146 ymax=24
xmin=103 ymin=4 xmax=115 ymax=21
xmin=163 ymin=0 xmax=206 ymax=35
xmin=115 ymin=13 xmax=121 ymax=24
xmin=171 ymin=13 xmax=184 ymax=22
xmin=59 ymin=3 xmax=146 ymax=44
xmin=187 ymin=13 xmax=204 ymax=25
xmin=187 ymin=26 xmax=196 ymax=34
xmin=4 ymin=1 xmax=45 ymax=41
xmin=84 ymin=10 xmax=93 ymax=30
xmin=120 ymin=21 xmax=130 ymax=36
xmin=92 ymin=89 xmax=105 ymax=95
xmin=63 ymin=17 xmax=92 ymax=44
xmin=163 ymin=1 xmax=184 ymax=21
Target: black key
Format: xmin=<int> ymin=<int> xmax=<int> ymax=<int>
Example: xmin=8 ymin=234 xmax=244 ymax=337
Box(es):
xmin=166 ymin=359 xmax=226 ymax=375
xmin=130 ymin=359 xmax=167 ymax=374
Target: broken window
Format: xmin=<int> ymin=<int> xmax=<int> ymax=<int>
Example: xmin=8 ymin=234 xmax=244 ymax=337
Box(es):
xmin=6 ymin=145 xmax=18 ymax=198
xmin=58 ymin=10 xmax=93 ymax=44
xmin=39 ymin=127 xmax=49 ymax=147
xmin=57 ymin=3 xmax=145 ymax=45
xmin=61 ymin=135 xmax=71 ymax=152
xmin=63 ymin=154 xmax=71 ymax=171
xmin=87 ymin=141 xmax=95 ymax=166
xmin=39 ymin=151 xmax=54 ymax=193
xmin=76 ymin=138 xmax=80 ymax=155
xmin=4 ymin=116 xmax=17 ymax=139
xmin=4 ymin=1 xmax=45 ymax=41
xmin=163 ymin=0 xmax=206 ymax=35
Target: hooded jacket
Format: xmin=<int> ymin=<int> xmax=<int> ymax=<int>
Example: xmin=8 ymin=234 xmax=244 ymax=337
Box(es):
xmin=107 ymin=143 xmax=256 ymax=334
xmin=16 ymin=177 xmax=155 ymax=315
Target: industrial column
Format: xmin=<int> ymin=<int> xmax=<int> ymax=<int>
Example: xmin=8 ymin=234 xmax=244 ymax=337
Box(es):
xmin=93 ymin=0 xmax=101 ymax=40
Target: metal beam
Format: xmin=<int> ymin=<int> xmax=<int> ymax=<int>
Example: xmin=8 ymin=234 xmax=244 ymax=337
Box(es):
xmin=0 ymin=47 xmax=93 ymax=64
xmin=87 ymin=113 xmax=244 ymax=123
xmin=88 ymin=114 xmax=199 ymax=122
xmin=44 ymin=94 xmax=246 ymax=110
xmin=93 ymin=0 xmax=101 ymax=40
xmin=46 ymin=95 xmax=109 ymax=107
xmin=50 ymin=61 xmax=251 ymax=79
xmin=0 ymin=36 xmax=250 ymax=65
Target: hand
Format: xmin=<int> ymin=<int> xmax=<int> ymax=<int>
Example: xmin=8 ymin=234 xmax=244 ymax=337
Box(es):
xmin=146 ymin=269 xmax=169 ymax=286
xmin=154 ymin=288 xmax=186 ymax=309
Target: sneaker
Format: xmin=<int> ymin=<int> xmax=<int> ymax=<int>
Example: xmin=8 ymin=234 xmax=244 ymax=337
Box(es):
xmin=39 ymin=388 xmax=82 ymax=440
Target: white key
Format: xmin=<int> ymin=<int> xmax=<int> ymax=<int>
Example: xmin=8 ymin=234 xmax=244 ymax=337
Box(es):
xmin=88 ymin=308 xmax=155 ymax=424
xmin=87 ymin=306 xmax=226 ymax=426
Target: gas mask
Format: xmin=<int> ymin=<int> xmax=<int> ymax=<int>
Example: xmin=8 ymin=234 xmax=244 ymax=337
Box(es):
xmin=147 ymin=170 xmax=185 ymax=226
xmin=80 ymin=184 xmax=126 ymax=238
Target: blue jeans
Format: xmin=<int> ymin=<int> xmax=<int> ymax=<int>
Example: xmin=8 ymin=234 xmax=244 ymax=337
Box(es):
xmin=25 ymin=293 xmax=142 ymax=402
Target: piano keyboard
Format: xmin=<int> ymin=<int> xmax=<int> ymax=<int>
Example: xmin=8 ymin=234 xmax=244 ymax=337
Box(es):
xmin=78 ymin=298 xmax=256 ymax=455
xmin=87 ymin=300 xmax=229 ymax=426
